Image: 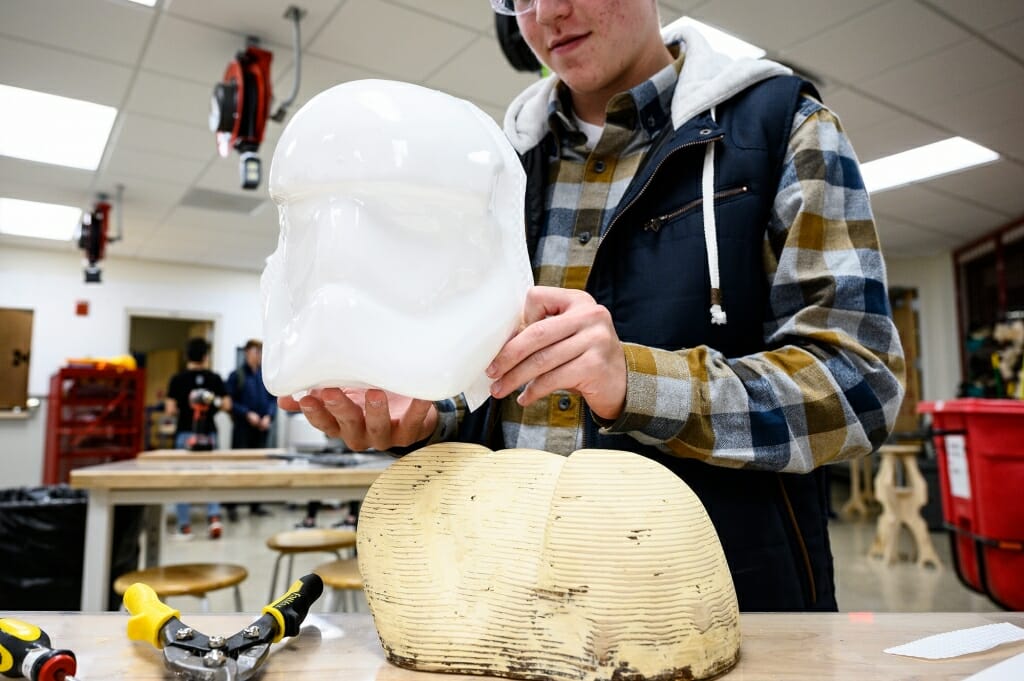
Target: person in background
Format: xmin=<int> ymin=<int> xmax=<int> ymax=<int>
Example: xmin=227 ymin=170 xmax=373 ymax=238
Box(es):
xmin=165 ymin=337 xmax=231 ymax=540
xmin=224 ymin=339 xmax=276 ymax=521
xmin=283 ymin=0 xmax=905 ymax=611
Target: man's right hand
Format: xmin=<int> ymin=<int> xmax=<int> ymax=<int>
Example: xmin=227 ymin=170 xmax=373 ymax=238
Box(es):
xmin=277 ymin=387 xmax=437 ymax=452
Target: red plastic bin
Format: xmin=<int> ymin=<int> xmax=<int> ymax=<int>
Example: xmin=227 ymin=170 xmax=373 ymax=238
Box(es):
xmin=918 ymin=399 xmax=1024 ymax=610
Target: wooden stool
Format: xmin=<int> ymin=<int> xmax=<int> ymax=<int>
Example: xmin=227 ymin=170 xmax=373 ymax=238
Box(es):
xmin=841 ymin=454 xmax=879 ymax=520
xmin=265 ymin=528 xmax=357 ymax=601
xmin=314 ymin=558 xmax=363 ymax=612
xmin=869 ymin=445 xmax=941 ymax=568
xmin=113 ymin=563 xmax=247 ymax=612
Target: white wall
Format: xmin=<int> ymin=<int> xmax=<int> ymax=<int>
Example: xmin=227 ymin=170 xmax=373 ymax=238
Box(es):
xmin=0 ymin=245 xmax=263 ymax=486
xmin=887 ymin=253 xmax=961 ymax=402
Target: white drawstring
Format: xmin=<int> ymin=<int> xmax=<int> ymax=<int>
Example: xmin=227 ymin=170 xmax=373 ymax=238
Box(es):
xmin=702 ymin=106 xmax=727 ymax=325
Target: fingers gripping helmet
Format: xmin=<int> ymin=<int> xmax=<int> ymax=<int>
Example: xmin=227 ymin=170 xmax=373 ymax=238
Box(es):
xmin=262 ymin=80 xmax=533 ymax=407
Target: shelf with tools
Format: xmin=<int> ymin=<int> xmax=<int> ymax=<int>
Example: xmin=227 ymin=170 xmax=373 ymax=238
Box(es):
xmin=43 ymin=366 xmax=146 ymax=484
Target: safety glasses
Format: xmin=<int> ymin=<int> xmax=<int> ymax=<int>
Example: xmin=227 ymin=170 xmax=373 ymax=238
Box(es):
xmin=489 ymin=0 xmax=537 ymax=17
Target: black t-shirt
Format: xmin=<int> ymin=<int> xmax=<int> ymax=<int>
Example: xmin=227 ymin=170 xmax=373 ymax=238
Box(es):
xmin=167 ymin=369 xmax=227 ymax=434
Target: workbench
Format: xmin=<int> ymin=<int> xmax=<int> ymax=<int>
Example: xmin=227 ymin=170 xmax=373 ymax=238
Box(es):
xmin=69 ymin=451 xmax=394 ymax=611
xmin=3 ymin=611 xmax=1022 ymax=679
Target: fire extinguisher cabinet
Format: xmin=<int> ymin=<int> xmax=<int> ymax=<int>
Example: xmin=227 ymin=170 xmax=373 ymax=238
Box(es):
xmin=918 ymin=398 xmax=1024 ymax=610
xmin=43 ymin=366 xmax=145 ymax=484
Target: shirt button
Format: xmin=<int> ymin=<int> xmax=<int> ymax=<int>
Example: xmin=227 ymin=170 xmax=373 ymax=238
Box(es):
xmin=557 ymin=396 xmax=572 ymax=411
xmin=577 ymin=231 xmax=592 ymax=245
xmin=593 ymin=160 xmax=606 ymax=173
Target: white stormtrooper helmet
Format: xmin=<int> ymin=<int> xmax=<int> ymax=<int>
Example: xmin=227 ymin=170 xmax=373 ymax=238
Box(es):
xmin=261 ymin=80 xmax=533 ymax=408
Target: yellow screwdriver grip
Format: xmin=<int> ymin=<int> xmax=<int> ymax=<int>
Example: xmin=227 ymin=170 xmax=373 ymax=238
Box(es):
xmin=124 ymin=582 xmax=180 ymax=649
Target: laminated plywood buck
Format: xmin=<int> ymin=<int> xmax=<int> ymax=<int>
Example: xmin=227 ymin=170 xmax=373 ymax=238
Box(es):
xmin=358 ymin=443 xmax=740 ymax=681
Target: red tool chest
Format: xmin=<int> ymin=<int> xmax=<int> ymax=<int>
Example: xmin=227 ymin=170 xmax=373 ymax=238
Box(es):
xmin=43 ymin=366 xmax=145 ymax=484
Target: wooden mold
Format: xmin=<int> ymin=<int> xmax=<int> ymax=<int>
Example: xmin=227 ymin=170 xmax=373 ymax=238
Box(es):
xmin=358 ymin=443 xmax=740 ymax=681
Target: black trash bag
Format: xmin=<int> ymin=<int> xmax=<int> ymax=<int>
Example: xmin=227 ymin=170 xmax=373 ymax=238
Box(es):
xmin=0 ymin=485 xmax=143 ymax=611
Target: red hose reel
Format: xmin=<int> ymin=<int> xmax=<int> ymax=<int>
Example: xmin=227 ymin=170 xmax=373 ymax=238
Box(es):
xmin=208 ymin=6 xmax=304 ymax=190
xmin=209 ymin=43 xmax=273 ymax=190
xmin=78 ymin=200 xmax=110 ymax=284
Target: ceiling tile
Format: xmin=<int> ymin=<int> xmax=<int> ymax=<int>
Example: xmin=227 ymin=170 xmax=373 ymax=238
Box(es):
xmin=918 ymin=76 xmax=1024 ymax=141
xmin=860 ymin=39 xmax=1024 ymax=114
xmin=142 ymin=13 xmax=262 ymax=86
xmin=0 ymin=0 xmax=153 ymax=66
xmin=874 ymin=217 xmax=961 ymax=258
xmin=116 ymin=112 xmax=217 ymax=161
xmin=989 ymin=17 xmax=1024 ymax=60
xmin=779 ymin=2 xmax=969 ymax=84
xmin=927 ymin=160 xmax=1024 ymax=217
xmin=0 ymin=158 xmax=94 ymax=200
xmin=271 ymin=54 xmax=376 ymax=111
xmin=0 ymin=35 xmax=133 ymax=106
xmin=387 ymin=0 xmax=495 ymax=32
xmin=821 ymin=88 xmax=901 ymax=133
xmin=693 ymin=0 xmax=885 ymax=54
xmin=165 ymin=0 xmax=344 ymax=48
xmin=104 ymin=147 xmax=209 ymax=185
xmin=125 ymin=71 xmax=215 ymax=128
xmin=924 ymin=0 xmax=1024 ymax=32
xmin=848 ymin=115 xmax=946 ymax=163
xmin=426 ymin=35 xmax=541 ymax=109
xmin=870 ymin=183 xmax=1008 ymax=237
xmin=659 ymin=0 xmax=705 ymax=12
xmin=973 ymin=119 xmax=1024 ymax=163
xmin=308 ymin=0 xmax=477 ymax=81
xmin=91 ymin=170 xmax=187 ymax=214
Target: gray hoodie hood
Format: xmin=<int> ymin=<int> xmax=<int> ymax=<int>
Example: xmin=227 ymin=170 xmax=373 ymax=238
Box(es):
xmin=502 ymin=16 xmax=794 ymax=326
xmin=503 ymin=16 xmax=792 ymax=155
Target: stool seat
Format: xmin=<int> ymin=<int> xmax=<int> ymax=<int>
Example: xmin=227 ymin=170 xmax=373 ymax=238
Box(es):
xmin=265 ymin=528 xmax=357 ymax=601
xmin=266 ymin=528 xmax=357 ymax=553
xmin=114 ymin=563 xmax=248 ymax=612
xmin=315 ymin=558 xmax=363 ymax=590
xmin=314 ymin=558 xmax=363 ymax=611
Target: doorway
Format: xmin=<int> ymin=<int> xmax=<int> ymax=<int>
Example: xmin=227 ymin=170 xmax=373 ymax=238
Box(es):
xmin=128 ymin=315 xmax=215 ymax=449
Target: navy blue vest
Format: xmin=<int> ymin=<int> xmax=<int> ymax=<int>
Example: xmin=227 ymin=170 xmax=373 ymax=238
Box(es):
xmin=466 ymin=75 xmax=837 ymax=611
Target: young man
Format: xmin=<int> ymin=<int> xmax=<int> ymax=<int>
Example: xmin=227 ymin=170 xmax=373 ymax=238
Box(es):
xmin=165 ymin=337 xmax=232 ymax=539
xmin=285 ymin=0 xmax=905 ymax=611
xmin=223 ymin=339 xmax=276 ymax=520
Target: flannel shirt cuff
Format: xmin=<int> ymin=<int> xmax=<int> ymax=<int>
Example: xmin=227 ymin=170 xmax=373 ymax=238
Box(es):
xmin=430 ymin=397 xmax=460 ymax=443
xmin=597 ymin=343 xmax=692 ymax=441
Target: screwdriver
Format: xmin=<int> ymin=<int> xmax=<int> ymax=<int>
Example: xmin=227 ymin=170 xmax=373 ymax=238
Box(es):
xmin=0 ymin=619 xmax=80 ymax=681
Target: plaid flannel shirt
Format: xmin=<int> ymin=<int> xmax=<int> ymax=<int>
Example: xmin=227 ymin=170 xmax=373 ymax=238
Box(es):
xmin=434 ymin=56 xmax=905 ymax=472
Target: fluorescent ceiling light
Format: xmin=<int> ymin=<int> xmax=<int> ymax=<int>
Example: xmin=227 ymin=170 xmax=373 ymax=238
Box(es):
xmin=0 ymin=198 xmax=82 ymax=241
xmin=677 ymin=18 xmax=765 ymax=60
xmin=0 ymin=84 xmax=117 ymax=170
xmin=861 ymin=137 xmax=1000 ymax=193
xmin=125 ymin=0 xmax=158 ymax=6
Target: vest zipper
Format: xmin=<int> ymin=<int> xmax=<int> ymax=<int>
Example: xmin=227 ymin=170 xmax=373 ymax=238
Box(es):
xmin=579 ymin=133 xmax=724 ymax=449
xmin=643 ymin=185 xmax=749 ymax=233
xmin=592 ymin=133 xmax=724 ymax=262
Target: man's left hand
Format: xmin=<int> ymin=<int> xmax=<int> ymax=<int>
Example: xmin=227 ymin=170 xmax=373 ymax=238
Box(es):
xmin=486 ymin=286 xmax=627 ymax=421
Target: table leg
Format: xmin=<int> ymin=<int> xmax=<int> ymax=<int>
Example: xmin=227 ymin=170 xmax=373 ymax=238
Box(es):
xmin=142 ymin=505 xmax=161 ymax=569
xmin=81 ymin=488 xmax=113 ymax=611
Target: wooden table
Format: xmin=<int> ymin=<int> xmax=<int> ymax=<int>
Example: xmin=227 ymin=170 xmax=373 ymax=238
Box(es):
xmin=3 ymin=612 xmax=1022 ymax=679
xmin=69 ymin=451 xmax=394 ymax=611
